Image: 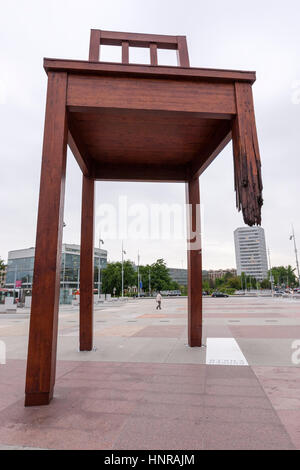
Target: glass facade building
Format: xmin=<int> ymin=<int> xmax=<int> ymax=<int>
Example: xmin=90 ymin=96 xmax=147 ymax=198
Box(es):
xmin=6 ymin=244 xmax=107 ymax=303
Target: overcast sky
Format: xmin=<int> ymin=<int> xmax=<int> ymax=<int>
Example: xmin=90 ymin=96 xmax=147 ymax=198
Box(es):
xmin=1 ymin=0 xmax=299 ymax=270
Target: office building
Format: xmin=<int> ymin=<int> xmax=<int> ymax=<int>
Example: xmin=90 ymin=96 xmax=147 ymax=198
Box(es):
xmin=5 ymin=244 xmax=107 ymax=303
xmin=234 ymin=226 xmax=268 ymax=281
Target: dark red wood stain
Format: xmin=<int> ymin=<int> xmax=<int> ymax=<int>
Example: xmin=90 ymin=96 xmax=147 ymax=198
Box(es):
xmin=25 ymin=29 xmax=262 ymax=406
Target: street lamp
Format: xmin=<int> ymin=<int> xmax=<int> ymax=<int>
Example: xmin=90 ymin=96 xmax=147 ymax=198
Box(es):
xmin=290 ymin=225 xmax=300 ymax=287
xmin=268 ymin=247 xmax=274 ymax=296
xmin=121 ymin=241 xmax=126 ymax=298
xmin=137 ymin=250 xmax=140 ymax=298
xmin=98 ymin=236 xmax=104 ymax=299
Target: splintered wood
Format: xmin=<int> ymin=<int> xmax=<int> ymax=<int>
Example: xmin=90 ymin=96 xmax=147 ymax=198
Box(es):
xmin=232 ymin=82 xmax=263 ymax=226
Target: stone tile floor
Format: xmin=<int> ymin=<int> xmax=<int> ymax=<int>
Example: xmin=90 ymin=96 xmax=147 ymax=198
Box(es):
xmin=0 ymin=296 xmax=300 ymax=449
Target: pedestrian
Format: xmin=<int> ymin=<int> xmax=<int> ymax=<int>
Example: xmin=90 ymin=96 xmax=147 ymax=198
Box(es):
xmin=156 ymin=291 xmax=162 ymax=310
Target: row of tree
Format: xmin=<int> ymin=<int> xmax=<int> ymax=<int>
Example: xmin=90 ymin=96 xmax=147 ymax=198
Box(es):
xmin=101 ymin=258 xmax=180 ymax=296
xmin=202 ymin=265 xmax=299 ymax=294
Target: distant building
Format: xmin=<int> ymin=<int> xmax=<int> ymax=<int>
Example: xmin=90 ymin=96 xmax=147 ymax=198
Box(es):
xmin=206 ymin=268 xmax=237 ymax=282
xmin=5 ymin=244 xmax=107 ymax=303
xmin=168 ymin=268 xmax=188 ymax=286
xmin=234 ymin=226 xmax=268 ymax=281
xmin=168 ymin=268 xmax=210 ymax=286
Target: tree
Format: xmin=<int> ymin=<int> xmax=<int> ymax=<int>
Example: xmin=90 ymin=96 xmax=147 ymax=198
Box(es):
xmin=227 ymin=276 xmax=242 ymax=290
xmin=269 ymin=265 xmax=297 ymax=287
xmin=139 ymin=264 xmax=152 ymax=293
xmin=0 ymin=258 xmax=5 ymax=270
xmin=260 ymin=279 xmax=270 ymax=289
xmin=0 ymin=258 xmax=6 ymax=287
xmin=150 ymin=259 xmax=174 ymax=291
xmin=101 ymin=261 xmax=136 ymax=296
xmin=102 ymin=258 xmax=180 ymax=295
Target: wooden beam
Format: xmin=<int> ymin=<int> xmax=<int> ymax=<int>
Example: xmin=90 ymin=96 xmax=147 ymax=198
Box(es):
xmin=67 ymin=130 xmax=90 ymax=176
xmin=89 ymin=29 xmax=101 ymax=61
xmin=80 ymin=175 xmax=94 ymax=351
xmin=177 ymin=36 xmax=190 ymax=67
xmin=67 ymin=75 xmax=236 ymax=116
xmin=92 ymin=162 xmax=188 ymax=182
xmin=122 ymin=41 xmax=129 ymax=64
xmin=186 ymin=177 xmax=202 ymax=347
xmin=188 ymin=121 xmax=232 ymax=179
xmin=150 ymin=43 xmax=158 ymax=66
xmin=25 ymin=72 xmax=68 ymax=406
xmin=44 ymin=58 xmax=257 ymax=84
xmin=98 ymin=30 xmax=179 ymax=49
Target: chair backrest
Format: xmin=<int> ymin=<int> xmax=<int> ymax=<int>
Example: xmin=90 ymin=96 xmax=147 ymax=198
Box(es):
xmin=89 ymin=29 xmax=190 ymax=67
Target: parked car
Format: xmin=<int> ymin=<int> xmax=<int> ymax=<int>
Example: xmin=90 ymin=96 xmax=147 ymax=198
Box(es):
xmin=211 ymin=292 xmax=229 ymax=298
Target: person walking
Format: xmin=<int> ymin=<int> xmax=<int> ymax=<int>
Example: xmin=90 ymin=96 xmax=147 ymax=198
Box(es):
xmin=156 ymin=291 xmax=162 ymax=310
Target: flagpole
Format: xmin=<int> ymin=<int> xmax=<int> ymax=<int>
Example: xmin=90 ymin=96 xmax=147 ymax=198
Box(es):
xmin=291 ymin=225 xmax=300 ymax=287
xmin=268 ymin=247 xmax=274 ymax=296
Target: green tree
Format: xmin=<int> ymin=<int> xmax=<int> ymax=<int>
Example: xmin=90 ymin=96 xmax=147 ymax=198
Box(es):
xmin=260 ymin=278 xmax=270 ymax=289
xmin=150 ymin=259 xmax=174 ymax=291
xmin=227 ymin=276 xmax=242 ymax=290
xmin=0 ymin=258 xmax=6 ymax=287
xmin=269 ymin=265 xmax=297 ymax=287
xmin=0 ymin=258 xmax=5 ymax=271
xmin=101 ymin=261 xmax=136 ymax=296
xmin=139 ymin=264 xmax=152 ymax=293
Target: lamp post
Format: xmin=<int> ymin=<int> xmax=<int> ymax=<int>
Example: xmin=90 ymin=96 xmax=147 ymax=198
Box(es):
xmin=268 ymin=247 xmax=274 ymax=296
xmin=98 ymin=236 xmax=104 ymax=299
xmin=290 ymin=225 xmax=300 ymax=287
xmin=137 ymin=250 xmax=140 ymax=298
xmin=121 ymin=241 xmax=126 ymax=298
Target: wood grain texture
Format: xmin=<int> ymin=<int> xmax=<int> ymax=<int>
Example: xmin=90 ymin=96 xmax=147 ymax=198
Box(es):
xmin=67 ymin=131 xmax=90 ymax=176
xmin=95 ymin=29 xmax=179 ymax=49
xmin=186 ymin=177 xmax=202 ymax=347
xmin=189 ymin=121 xmax=232 ymax=179
xmin=68 ymin=108 xmax=227 ymax=172
xmin=150 ymin=43 xmax=158 ymax=66
xmin=177 ymin=36 xmax=190 ymax=67
xmin=232 ymin=82 xmax=263 ymax=226
xmin=122 ymin=41 xmax=129 ymax=64
xmin=44 ymin=58 xmax=256 ymax=84
xmin=25 ymin=72 xmax=68 ymax=406
xmin=89 ymin=30 xmax=100 ymax=61
xmin=92 ymin=162 xmax=188 ymax=182
xmin=67 ymin=75 xmax=236 ymax=115
xmin=80 ymin=175 xmax=94 ymax=351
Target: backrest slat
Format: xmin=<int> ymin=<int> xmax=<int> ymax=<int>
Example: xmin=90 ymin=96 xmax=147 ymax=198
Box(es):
xmin=150 ymin=43 xmax=158 ymax=66
xmin=89 ymin=29 xmax=190 ymax=67
xmin=122 ymin=41 xmax=129 ymax=64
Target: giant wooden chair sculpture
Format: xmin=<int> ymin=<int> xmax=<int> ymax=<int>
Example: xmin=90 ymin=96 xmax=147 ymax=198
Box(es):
xmin=25 ymin=30 xmax=262 ymax=406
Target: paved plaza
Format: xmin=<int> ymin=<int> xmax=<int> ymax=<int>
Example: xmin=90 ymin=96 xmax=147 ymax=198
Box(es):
xmin=0 ymin=296 xmax=300 ymax=449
